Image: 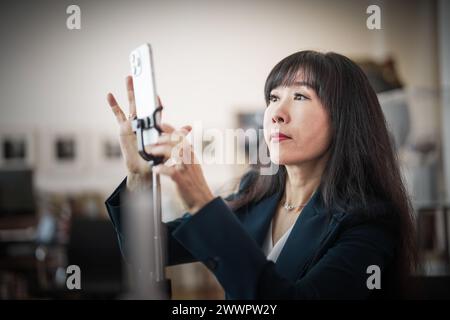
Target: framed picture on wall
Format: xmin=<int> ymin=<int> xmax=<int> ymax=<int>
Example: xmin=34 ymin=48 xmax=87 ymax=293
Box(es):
xmin=38 ymin=128 xmax=88 ymax=175
xmin=90 ymin=131 xmax=123 ymax=172
xmin=55 ymin=136 xmax=77 ymax=161
xmin=86 ymin=130 xmax=128 ymax=190
xmin=0 ymin=127 xmax=37 ymax=168
xmin=102 ymin=137 xmax=122 ymax=160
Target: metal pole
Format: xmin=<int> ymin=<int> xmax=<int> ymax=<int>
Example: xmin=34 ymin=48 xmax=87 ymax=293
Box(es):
xmin=152 ymin=167 xmax=166 ymax=282
xmin=151 ymin=163 xmax=171 ymax=298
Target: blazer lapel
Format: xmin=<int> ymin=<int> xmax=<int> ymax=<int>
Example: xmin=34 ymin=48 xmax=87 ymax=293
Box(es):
xmin=240 ymin=188 xmax=284 ymax=247
xmin=275 ymin=189 xmax=336 ymax=281
xmin=239 ymin=185 xmax=342 ymax=282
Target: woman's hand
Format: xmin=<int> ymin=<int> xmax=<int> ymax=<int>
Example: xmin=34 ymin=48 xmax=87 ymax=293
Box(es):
xmin=107 ymin=76 xmax=177 ymax=191
xmin=106 ymin=76 xmax=213 ymax=211
xmin=107 ymin=76 xmax=153 ymax=177
xmin=148 ymin=124 xmax=215 ymax=214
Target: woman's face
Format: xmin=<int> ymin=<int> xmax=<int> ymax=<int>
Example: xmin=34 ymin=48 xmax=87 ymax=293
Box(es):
xmin=263 ymin=79 xmax=332 ymax=165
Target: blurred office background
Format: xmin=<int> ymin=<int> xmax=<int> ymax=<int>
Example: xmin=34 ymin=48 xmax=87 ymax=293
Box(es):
xmin=0 ymin=0 xmax=449 ymax=299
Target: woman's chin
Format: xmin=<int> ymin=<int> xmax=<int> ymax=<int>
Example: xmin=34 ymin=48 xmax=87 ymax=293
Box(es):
xmin=270 ymin=155 xmax=289 ymax=165
xmin=270 ymin=154 xmax=305 ymax=166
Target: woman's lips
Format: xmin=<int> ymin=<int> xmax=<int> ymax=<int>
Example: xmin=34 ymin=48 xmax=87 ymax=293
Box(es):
xmin=271 ymin=133 xmax=292 ymax=142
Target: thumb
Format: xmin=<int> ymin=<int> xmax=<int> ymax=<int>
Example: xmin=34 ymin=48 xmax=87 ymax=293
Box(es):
xmin=160 ymin=122 xmax=176 ymax=134
xmin=181 ymin=125 xmax=192 ymax=133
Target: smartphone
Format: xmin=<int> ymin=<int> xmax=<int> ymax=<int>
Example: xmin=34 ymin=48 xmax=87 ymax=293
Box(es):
xmin=129 ymin=43 xmax=161 ymax=146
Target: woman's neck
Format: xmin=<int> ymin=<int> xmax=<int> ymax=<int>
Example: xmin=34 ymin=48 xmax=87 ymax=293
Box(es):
xmin=283 ymin=154 xmax=328 ymax=206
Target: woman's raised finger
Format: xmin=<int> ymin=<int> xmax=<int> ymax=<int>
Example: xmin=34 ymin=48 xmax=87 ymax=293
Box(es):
xmin=106 ymin=93 xmax=126 ymax=123
xmin=145 ymin=144 xmax=175 ymax=160
xmin=126 ymin=76 xmax=137 ymax=116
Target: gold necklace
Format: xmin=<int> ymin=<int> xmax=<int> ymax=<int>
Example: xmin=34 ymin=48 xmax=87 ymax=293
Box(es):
xmin=283 ymin=202 xmax=308 ymax=211
xmin=282 ymin=189 xmax=316 ymax=212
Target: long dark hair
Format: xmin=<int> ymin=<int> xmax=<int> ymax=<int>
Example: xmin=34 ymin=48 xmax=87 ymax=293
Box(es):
xmin=227 ymin=50 xmax=417 ymax=295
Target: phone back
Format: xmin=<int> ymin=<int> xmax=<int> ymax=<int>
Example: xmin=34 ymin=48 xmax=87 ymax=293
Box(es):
xmin=129 ymin=43 xmax=160 ymax=145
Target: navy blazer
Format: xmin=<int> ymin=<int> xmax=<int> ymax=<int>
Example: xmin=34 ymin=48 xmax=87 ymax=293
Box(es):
xmin=105 ymin=173 xmax=396 ymax=300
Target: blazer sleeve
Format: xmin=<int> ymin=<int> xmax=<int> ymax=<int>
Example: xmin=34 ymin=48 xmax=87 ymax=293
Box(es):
xmin=171 ymin=196 xmax=396 ymax=300
xmin=104 ymin=169 xmax=256 ymax=266
xmin=104 ymin=177 xmax=197 ymax=266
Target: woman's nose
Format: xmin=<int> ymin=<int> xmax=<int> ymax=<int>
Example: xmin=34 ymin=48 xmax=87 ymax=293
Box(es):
xmin=272 ymin=115 xmax=284 ymax=123
xmin=271 ymin=105 xmax=290 ymax=124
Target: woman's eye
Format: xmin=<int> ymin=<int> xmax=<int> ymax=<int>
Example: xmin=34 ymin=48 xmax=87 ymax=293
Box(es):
xmin=269 ymin=94 xmax=278 ymax=102
xmin=269 ymin=93 xmax=309 ymax=103
xmin=294 ymin=93 xmax=309 ymax=101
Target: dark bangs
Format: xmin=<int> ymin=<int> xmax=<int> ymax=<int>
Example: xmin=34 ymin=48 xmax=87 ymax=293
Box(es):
xmin=263 ymin=51 xmax=330 ymax=107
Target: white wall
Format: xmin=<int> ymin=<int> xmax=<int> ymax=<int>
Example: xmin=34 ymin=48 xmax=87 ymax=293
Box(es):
xmin=0 ymin=0 xmax=440 ymax=198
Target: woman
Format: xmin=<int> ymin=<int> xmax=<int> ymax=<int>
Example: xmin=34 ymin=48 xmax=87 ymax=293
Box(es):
xmin=105 ymin=50 xmax=417 ymax=299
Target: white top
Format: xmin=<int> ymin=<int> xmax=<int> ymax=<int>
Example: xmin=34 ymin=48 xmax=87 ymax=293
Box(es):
xmin=262 ymin=220 xmax=294 ymax=262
